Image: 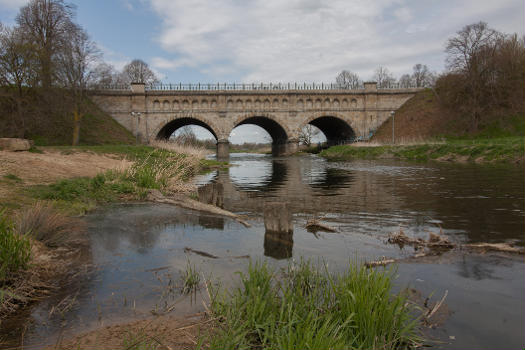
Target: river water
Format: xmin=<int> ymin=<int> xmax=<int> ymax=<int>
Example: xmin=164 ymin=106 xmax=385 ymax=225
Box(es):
xmin=1 ymin=154 xmax=524 ymax=349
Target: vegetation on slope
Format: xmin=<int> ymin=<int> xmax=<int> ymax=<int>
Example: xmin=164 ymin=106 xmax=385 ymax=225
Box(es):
xmin=0 ymin=88 xmax=135 ymax=145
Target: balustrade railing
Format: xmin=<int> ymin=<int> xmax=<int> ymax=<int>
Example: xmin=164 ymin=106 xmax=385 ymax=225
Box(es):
xmin=93 ymin=82 xmax=420 ymax=91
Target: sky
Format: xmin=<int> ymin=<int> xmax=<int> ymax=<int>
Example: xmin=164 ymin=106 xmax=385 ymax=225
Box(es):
xmin=1 ymin=0 xmax=524 ymax=143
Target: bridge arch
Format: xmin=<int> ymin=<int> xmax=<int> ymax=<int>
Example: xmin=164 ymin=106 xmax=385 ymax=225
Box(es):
xmin=232 ymin=114 xmax=289 ymax=144
xmin=155 ymin=116 xmax=219 ymax=141
xmin=302 ymin=114 xmax=356 ymax=145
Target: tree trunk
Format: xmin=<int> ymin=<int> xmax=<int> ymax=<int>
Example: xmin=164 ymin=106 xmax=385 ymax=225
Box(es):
xmin=72 ymin=107 xmax=81 ymax=146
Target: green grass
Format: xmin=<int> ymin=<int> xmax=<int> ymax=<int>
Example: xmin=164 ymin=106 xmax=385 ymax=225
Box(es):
xmin=320 ymin=137 xmax=524 ymax=163
xmin=2 ymin=174 xmax=22 ymax=182
xmin=205 ymin=260 xmax=421 ymax=350
xmin=0 ymin=209 xmax=31 ymax=284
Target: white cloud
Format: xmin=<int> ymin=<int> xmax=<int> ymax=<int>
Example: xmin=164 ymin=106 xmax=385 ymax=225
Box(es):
xmin=0 ymin=0 xmax=27 ymax=10
xmin=147 ymin=0 xmax=524 ymax=82
xmin=394 ymin=7 xmax=412 ymax=22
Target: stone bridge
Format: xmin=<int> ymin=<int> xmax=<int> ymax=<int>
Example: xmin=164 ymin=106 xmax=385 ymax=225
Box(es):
xmin=89 ymin=82 xmax=422 ymax=159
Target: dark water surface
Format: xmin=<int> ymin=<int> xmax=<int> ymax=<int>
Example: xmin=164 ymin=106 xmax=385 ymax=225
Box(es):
xmin=2 ymin=154 xmax=523 ymax=349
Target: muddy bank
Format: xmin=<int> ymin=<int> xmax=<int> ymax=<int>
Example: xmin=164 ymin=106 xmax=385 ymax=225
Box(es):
xmin=54 ymin=313 xmax=210 ymax=350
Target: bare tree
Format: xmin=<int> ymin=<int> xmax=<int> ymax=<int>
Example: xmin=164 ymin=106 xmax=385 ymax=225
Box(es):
xmin=445 ymin=21 xmax=500 ymax=74
xmin=411 ymin=64 xmax=435 ymax=87
xmin=335 ymin=70 xmax=361 ymax=89
xmin=298 ymin=124 xmax=320 ymax=146
xmin=122 ymin=59 xmax=159 ymax=85
xmin=373 ymin=66 xmax=396 ymax=88
xmin=172 ymin=125 xmax=198 ymax=145
xmin=89 ymin=62 xmax=118 ymax=88
xmin=444 ymin=22 xmax=502 ymax=130
xmin=398 ymin=74 xmax=412 ymax=88
xmin=16 ymin=0 xmax=76 ymax=88
xmin=55 ymin=25 xmax=99 ymax=145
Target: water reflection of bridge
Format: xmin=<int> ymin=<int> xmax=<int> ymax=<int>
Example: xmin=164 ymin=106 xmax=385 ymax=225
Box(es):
xmin=200 ymin=155 xmax=394 ymax=216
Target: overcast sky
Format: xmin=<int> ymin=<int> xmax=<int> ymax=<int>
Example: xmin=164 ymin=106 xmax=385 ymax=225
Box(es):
xmin=1 ymin=0 xmax=523 ymax=142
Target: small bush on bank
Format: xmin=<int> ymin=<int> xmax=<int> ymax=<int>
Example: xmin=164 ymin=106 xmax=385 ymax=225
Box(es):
xmin=207 ymin=260 xmax=420 ymax=349
xmin=0 ymin=209 xmax=31 ymax=284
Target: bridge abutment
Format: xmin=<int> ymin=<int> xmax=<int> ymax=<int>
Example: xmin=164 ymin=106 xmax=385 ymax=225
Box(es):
xmin=272 ymin=139 xmax=299 ymax=156
xmin=217 ymin=140 xmax=230 ymax=160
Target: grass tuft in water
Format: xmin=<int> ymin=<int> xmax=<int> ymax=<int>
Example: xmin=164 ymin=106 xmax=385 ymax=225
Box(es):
xmin=181 ymin=260 xmax=201 ymax=295
xmin=206 ymin=259 xmax=421 ymax=349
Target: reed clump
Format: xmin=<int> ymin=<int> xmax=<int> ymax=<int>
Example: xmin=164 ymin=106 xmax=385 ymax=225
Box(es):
xmin=207 ymin=260 xmax=421 ymax=349
xmin=15 ymin=201 xmax=84 ymax=247
xmin=0 ymin=209 xmax=31 ymax=284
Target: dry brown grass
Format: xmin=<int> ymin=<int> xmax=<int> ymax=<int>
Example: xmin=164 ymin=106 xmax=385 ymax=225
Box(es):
xmin=15 ymin=202 xmax=85 ymax=247
xmin=150 ymin=140 xmax=211 ymax=159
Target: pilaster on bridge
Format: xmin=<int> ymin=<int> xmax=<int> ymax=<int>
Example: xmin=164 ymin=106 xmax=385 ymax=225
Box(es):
xmin=89 ymin=82 xmax=423 ymax=159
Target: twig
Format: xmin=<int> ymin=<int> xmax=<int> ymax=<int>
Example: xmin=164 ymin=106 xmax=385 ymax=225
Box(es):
xmin=427 ymin=290 xmax=448 ymax=319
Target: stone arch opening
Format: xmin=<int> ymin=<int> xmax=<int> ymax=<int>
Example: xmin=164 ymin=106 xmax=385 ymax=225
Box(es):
xmin=307 ymin=116 xmax=355 ymax=145
xmin=234 ymin=116 xmax=288 ymax=145
xmin=232 ymin=116 xmax=290 ymax=156
xmin=156 ymin=117 xmax=218 ymax=141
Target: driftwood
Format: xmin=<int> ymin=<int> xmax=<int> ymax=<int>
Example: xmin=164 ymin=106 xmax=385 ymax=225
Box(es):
xmin=147 ymin=190 xmax=251 ymax=227
xmin=184 ymin=247 xmax=249 ymax=260
xmin=388 ymin=228 xmax=524 ymax=254
xmin=305 ymin=218 xmax=337 ymax=233
xmin=388 ymin=229 xmax=454 ymax=250
xmin=367 ymin=229 xmax=524 ymax=269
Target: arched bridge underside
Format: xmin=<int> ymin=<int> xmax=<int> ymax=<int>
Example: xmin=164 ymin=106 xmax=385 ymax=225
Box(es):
xmin=90 ymin=83 xmax=422 ymax=159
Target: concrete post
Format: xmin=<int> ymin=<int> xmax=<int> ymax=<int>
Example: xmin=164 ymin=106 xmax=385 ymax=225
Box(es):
xmin=263 ymin=202 xmax=293 ymax=259
xmin=217 ymin=139 xmax=229 ymax=160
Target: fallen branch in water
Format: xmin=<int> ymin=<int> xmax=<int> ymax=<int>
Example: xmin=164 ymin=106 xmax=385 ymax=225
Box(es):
xmin=305 ymin=218 xmax=337 ymax=232
xmin=147 ymin=190 xmax=251 ymax=227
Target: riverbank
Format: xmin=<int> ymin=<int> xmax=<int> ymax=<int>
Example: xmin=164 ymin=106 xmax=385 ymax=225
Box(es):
xmin=319 ymin=137 xmax=524 ymax=163
xmin=0 ymin=144 xmax=225 ymax=320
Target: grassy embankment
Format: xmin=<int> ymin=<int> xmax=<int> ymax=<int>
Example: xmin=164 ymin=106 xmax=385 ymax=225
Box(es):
xmin=26 ymin=144 xmax=224 ymax=215
xmin=203 ymin=260 xmax=420 ymax=349
xmin=321 ymin=137 xmax=524 ymax=162
xmin=321 ymin=89 xmax=524 ymax=163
